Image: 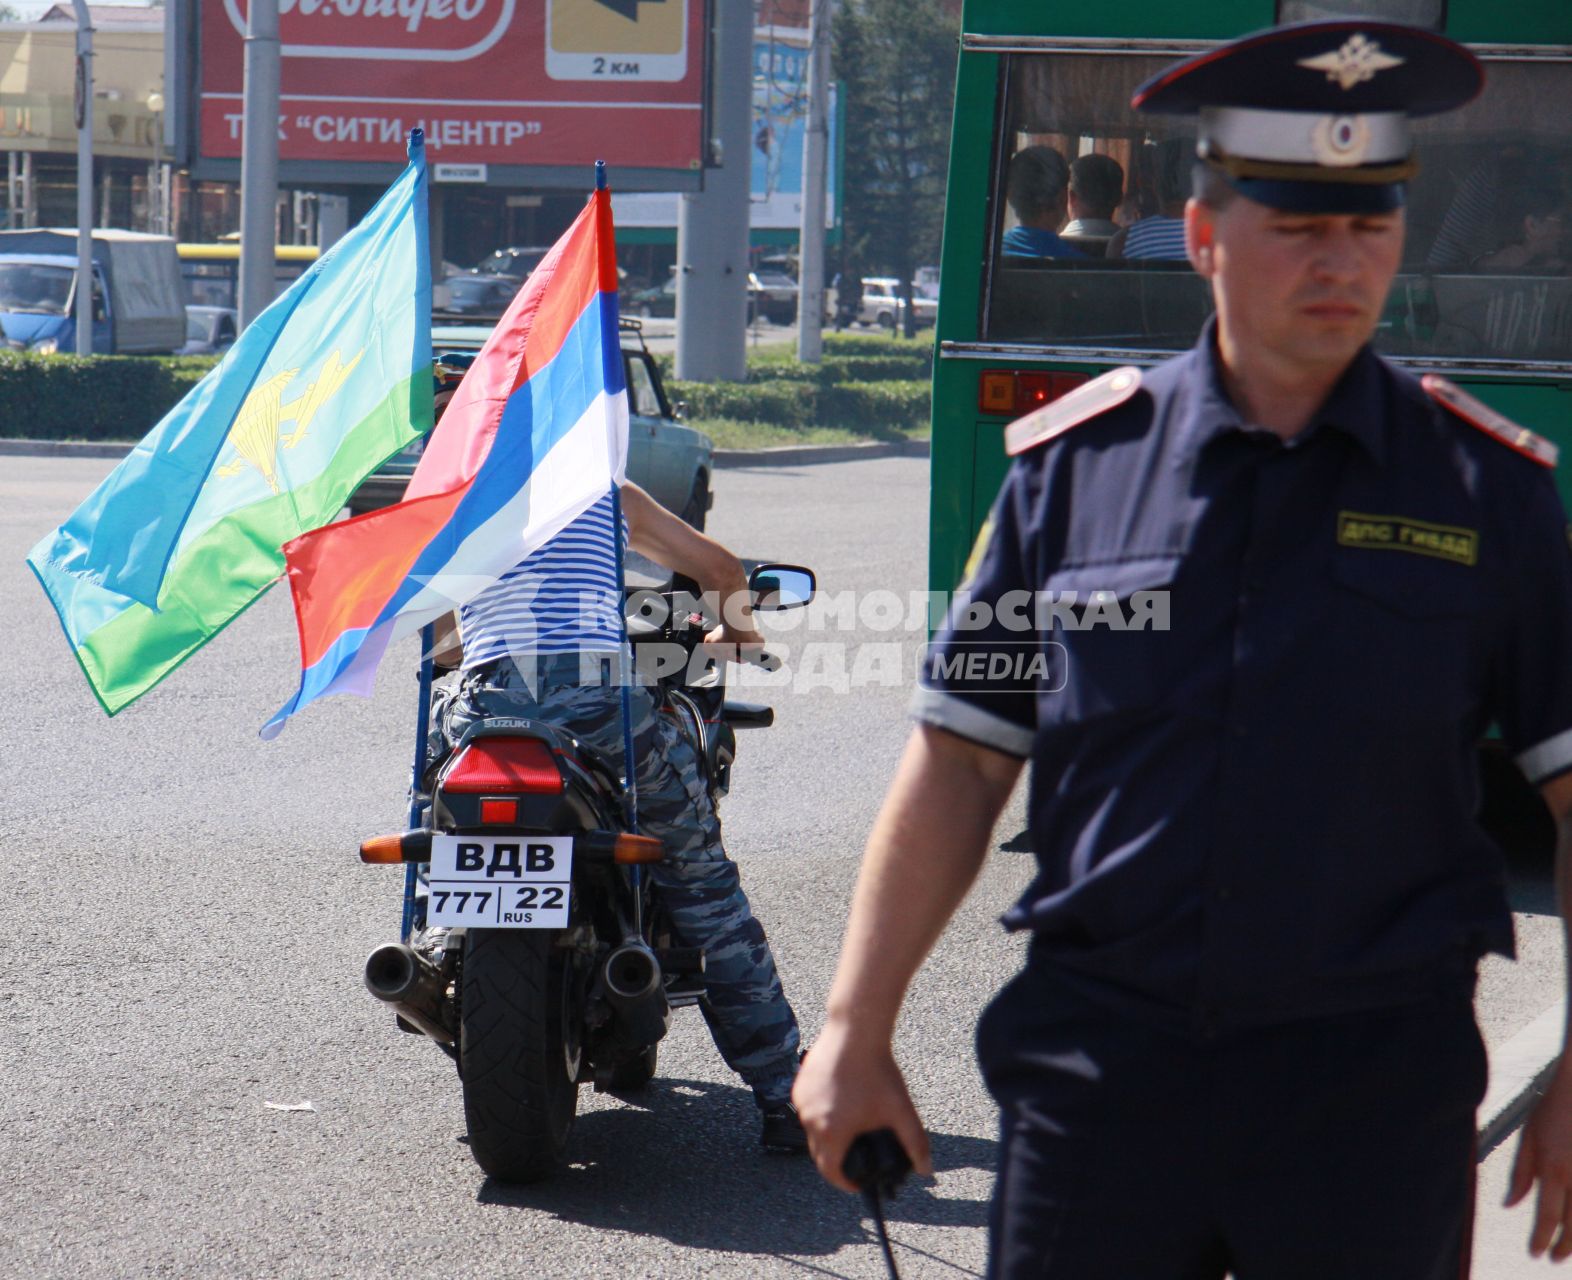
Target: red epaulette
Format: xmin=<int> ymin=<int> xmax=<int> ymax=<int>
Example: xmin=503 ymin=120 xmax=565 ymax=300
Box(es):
xmin=1004 ymin=367 xmax=1143 ymax=457
xmin=1422 ymin=375 xmax=1558 ymax=469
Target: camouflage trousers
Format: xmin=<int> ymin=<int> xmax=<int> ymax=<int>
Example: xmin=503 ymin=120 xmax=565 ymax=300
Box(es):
xmin=437 ymin=653 xmax=802 ymax=1109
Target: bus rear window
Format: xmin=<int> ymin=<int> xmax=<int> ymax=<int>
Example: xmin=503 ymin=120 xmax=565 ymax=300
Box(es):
xmin=984 ymin=50 xmax=1572 ymax=369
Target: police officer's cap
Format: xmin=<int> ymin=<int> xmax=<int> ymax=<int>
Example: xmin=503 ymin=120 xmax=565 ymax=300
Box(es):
xmin=1133 ymin=21 xmax=1482 ymax=214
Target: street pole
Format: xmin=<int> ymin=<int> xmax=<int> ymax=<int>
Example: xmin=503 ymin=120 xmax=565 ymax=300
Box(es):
xmin=71 ymin=0 xmax=94 ymax=356
xmin=239 ymin=0 xmax=280 ymax=331
xmin=146 ymin=91 xmax=165 ymax=235
xmin=22 ymin=153 xmax=36 ymax=227
xmin=795 ymin=0 xmax=832 ymax=363
xmin=674 ymin=0 xmax=752 ymax=382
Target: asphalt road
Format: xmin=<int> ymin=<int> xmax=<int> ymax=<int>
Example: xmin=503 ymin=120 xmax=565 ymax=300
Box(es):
xmin=1 ymin=455 xmax=1563 ymax=1278
xmin=3 ymin=455 xmax=1031 ymax=1279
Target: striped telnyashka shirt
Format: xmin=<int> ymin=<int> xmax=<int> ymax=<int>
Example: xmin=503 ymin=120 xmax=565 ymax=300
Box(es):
xmin=459 ymin=489 xmax=628 ymax=667
xmin=1121 ymin=216 xmax=1188 ymax=261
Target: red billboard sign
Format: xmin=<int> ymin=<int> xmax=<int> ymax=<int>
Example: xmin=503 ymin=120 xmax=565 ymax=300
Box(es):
xmin=196 ymin=0 xmax=708 ymax=174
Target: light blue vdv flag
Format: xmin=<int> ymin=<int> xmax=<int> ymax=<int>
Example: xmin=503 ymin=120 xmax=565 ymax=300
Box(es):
xmin=26 ymin=132 xmax=434 ymax=717
xmin=31 ymin=130 xmax=433 ymax=613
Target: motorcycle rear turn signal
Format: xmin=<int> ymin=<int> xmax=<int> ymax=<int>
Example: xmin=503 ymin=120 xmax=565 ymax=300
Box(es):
xmin=613 ymin=834 xmax=666 ymax=865
xmin=359 ymin=831 xmax=433 ymax=864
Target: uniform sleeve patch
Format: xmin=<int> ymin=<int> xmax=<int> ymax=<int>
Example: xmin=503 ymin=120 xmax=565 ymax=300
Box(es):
xmin=1004 ymin=367 xmax=1144 ymax=457
xmin=1422 ymin=375 xmax=1558 ymax=469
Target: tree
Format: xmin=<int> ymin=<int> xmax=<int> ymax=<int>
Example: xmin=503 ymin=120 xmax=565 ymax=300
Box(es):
xmin=0 ymin=4 xmax=21 ymax=21
xmin=833 ymin=0 xmax=958 ymax=337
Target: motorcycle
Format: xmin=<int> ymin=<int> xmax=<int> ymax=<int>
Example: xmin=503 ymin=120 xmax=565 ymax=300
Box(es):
xmin=355 ymin=562 xmax=816 ymax=1182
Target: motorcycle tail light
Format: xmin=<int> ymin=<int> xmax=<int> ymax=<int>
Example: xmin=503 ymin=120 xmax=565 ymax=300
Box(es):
xmin=480 ymin=798 xmax=519 ymax=825
xmin=444 ymin=738 xmax=564 ymax=795
xmin=613 ymin=834 xmax=666 ymax=864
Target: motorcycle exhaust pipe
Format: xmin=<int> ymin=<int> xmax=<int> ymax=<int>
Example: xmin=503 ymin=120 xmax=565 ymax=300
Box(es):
xmin=602 ymin=943 xmax=671 ymax=1048
xmin=364 ymin=943 xmax=457 ymax=1046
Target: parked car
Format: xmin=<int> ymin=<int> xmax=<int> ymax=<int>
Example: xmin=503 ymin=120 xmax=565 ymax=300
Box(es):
xmin=857 ymin=276 xmax=938 ymax=330
xmin=748 ymin=270 xmax=799 ymax=324
xmin=443 ymin=245 xmax=551 ymax=315
xmin=180 ymin=304 xmax=237 ymax=356
xmin=349 ymin=319 xmax=714 ymax=529
xmin=444 ymin=273 xmax=518 ymax=315
xmin=627 ymin=275 xmax=677 ymax=319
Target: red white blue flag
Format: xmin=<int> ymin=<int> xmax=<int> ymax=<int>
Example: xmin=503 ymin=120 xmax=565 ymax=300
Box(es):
xmin=262 ymin=187 xmax=627 ymax=737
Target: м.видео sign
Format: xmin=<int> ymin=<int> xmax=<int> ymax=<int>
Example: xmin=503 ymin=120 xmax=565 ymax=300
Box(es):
xmin=192 ymin=0 xmax=708 ymax=183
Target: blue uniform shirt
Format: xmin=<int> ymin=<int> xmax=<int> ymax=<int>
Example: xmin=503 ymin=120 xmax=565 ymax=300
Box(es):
xmin=916 ymin=321 xmax=1572 ymax=1032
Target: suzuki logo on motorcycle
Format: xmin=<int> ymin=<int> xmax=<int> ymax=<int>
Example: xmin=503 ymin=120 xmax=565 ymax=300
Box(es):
xmin=221 ymin=0 xmax=514 ymax=62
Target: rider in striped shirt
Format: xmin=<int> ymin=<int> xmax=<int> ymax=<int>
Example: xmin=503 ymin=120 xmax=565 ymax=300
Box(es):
xmin=434 ymin=481 xmax=809 ymax=1153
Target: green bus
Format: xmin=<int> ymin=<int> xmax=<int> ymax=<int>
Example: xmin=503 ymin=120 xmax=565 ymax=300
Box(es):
xmin=930 ymin=0 xmax=1572 ymax=595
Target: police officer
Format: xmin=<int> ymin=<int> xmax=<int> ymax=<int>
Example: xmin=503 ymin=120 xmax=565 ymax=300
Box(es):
xmin=794 ymin=20 xmax=1572 ymax=1276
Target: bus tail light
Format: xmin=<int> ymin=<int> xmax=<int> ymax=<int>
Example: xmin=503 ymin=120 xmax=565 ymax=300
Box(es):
xmin=978 ymin=370 xmax=1016 ymax=414
xmin=978 ymin=370 xmax=1090 ymax=417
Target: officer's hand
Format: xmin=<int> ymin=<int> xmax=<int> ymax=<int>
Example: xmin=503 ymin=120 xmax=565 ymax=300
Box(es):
xmin=793 ymin=1019 xmax=932 ymax=1194
xmin=1507 ymin=1062 xmax=1572 ymax=1260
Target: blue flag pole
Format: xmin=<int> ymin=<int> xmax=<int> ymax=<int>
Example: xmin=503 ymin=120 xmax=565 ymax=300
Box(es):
xmin=402 ymin=621 xmax=437 ymax=941
xmin=599 ymin=159 xmax=644 ymax=927
xmin=399 ymin=139 xmax=438 ymax=942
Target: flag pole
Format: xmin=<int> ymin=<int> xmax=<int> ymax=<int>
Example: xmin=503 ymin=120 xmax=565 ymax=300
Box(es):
xmin=400 ymin=129 xmax=437 ymax=941
xmin=403 ymin=620 xmax=436 ymax=941
xmin=600 ymin=159 xmax=642 ymax=856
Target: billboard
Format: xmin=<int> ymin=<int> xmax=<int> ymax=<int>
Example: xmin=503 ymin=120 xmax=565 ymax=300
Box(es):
xmin=187 ymin=0 xmax=710 ymax=187
xmin=613 ymin=22 xmax=836 ymax=235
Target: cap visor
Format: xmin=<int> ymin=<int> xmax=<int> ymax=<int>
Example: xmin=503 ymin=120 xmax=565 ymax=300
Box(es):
xmin=1228 ymin=175 xmax=1406 ymax=214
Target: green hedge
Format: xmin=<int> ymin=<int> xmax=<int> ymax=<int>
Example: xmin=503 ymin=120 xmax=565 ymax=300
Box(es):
xmin=821 ymin=331 xmax=936 ymax=359
xmin=653 ymin=330 xmax=935 ymax=383
xmin=0 ymin=352 xmax=220 ymax=441
xmin=745 ymin=354 xmax=933 ymax=385
xmin=668 ymin=377 xmax=931 ymax=431
xmin=0 ymin=326 xmax=936 ymax=441
xmin=652 ymin=331 xmax=935 ymax=433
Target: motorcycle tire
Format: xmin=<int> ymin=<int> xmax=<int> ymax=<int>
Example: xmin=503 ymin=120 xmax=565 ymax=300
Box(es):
xmin=459 ymin=928 xmax=581 ymax=1182
xmin=604 ymin=1044 xmax=658 ymax=1092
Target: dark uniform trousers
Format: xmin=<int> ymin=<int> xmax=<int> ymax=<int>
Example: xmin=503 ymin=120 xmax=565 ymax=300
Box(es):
xmin=976 ymin=954 xmax=1485 ymax=1280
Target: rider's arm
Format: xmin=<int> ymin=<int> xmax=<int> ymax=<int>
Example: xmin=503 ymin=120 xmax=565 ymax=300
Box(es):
xmin=430 ymin=611 xmax=463 ymax=670
xmin=619 ymin=482 xmax=762 ymax=646
xmin=793 ymin=722 xmax=1022 ymax=1191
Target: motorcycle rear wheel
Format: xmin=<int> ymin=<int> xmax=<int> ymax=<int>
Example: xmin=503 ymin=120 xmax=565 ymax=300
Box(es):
xmin=459 ymin=929 xmax=581 ymax=1182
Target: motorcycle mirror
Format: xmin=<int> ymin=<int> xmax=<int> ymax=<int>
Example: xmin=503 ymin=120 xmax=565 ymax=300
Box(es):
xmin=749 ymin=564 xmax=815 ymax=611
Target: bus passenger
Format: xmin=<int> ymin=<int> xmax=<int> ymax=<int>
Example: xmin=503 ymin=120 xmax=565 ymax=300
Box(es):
xmin=1108 ymin=136 xmax=1191 ymax=261
xmin=1061 ymin=153 xmax=1125 ymax=254
xmin=1473 ymin=180 xmax=1568 ymax=273
xmin=1000 ymin=146 xmax=1086 ymax=259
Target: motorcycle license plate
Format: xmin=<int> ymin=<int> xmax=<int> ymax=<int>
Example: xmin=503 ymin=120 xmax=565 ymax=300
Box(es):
xmin=426 ymin=835 xmax=572 ymax=929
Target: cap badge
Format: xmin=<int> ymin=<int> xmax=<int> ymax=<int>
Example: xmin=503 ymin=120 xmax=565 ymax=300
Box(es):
xmin=1310 ymin=115 xmax=1372 ymax=167
xmin=1297 ymin=34 xmax=1405 ymax=91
